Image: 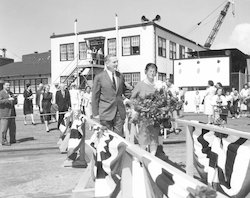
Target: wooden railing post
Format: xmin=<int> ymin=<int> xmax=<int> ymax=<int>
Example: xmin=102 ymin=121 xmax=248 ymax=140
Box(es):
xmin=186 ymin=125 xmax=194 ymax=177
xmin=121 ymin=151 xmax=133 ymax=198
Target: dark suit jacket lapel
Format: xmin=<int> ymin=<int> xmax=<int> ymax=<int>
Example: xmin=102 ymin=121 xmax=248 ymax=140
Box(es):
xmin=104 ymin=70 xmax=116 ymax=90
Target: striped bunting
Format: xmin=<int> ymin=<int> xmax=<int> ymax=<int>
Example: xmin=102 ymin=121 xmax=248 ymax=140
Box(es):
xmin=89 ymin=126 xmax=127 ymax=198
xmin=192 ymin=126 xmax=250 ymax=197
xmin=67 ymin=115 xmax=85 ymax=160
xmin=142 ymin=156 xmax=192 ymax=198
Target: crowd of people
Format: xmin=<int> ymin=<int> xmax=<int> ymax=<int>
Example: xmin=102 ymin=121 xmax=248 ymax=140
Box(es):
xmin=197 ymin=80 xmax=250 ymax=127
xmin=1 ymin=53 xmax=249 ymax=152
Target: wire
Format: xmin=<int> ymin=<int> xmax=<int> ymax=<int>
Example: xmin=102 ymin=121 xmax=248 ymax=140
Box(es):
xmin=183 ymin=0 xmax=227 ymax=37
xmin=5 ymin=49 xmax=22 ymax=60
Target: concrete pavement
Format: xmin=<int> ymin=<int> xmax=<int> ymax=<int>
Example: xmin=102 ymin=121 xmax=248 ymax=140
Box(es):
xmin=0 ymin=109 xmax=249 ymax=198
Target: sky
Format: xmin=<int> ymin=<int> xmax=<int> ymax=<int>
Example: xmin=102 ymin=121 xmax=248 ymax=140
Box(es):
xmin=1 ymin=0 xmax=250 ymax=61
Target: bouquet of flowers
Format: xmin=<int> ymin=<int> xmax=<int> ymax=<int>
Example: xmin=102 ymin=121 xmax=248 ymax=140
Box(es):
xmin=127 ymin=88 xmax=182 ymax=128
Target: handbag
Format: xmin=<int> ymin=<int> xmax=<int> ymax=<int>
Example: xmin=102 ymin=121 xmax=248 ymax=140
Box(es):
xmin=201 ymin=99 xmax=204 ymax=105
xmin=219 ymin=106 xmax=228 ymax=116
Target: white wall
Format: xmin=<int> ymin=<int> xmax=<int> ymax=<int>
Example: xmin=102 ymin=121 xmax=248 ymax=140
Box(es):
xmin=174 ymin=56 xmax=230 ymax=87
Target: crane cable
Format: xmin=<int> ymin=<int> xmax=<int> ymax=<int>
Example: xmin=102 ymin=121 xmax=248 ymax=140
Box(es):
xmin=183 ymin=0 xmax=227 ymax=37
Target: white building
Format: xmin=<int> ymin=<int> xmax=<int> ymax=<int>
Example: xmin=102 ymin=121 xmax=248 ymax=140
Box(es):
xmin=50 ymin=22 xmax=205 ymax=88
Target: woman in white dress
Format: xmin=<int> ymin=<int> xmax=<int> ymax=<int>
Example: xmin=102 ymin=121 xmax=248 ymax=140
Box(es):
xmin=203 ymin=80 xmax=217 ymax=124
xmin=69 ymin=83 xmax=81 ymax=111
xmin=240 ymin=84 xmax=250 ymax=117
xmin=83 ymin=86 xmax=92 ymax=130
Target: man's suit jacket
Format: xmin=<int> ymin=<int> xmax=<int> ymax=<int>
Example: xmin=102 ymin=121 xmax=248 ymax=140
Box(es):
xmin=92 ymin=70 xmax=131 ymax=121
xmin=55 ymin=89 xmax=71 ymax=111
xmin=0 ymin=89 xmax=17 ymax=118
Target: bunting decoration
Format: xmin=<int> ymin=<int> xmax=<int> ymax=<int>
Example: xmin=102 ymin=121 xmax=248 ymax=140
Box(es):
xmin=67 ymin=114 xmax=85 ymax=160
xmin=89 ymin=126 xmax=127 ymax=198
xmin=192 ymin=126 xmax=250 ymax=197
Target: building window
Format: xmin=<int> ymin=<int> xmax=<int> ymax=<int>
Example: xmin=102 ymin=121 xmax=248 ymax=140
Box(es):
xmin=122 ymin=36 xmax=140 ymax=56
xmin=79 ymin=42 xmax=87 ymax=60
xmin=158 ymin=73 xmax=166 ymax=81
xmin=187 ymin=48 xmax=193 ymax=58
xmin=179 ymin=45 xmax=185 ymax=59
xmin=169 ymin=41 xmax=176 ymax=59
xmin=123 ymin=72 xmax=140 ymax=86
xmin=158 ymin=37 xmax=166 ymax=57
xmin=6 ymin=78 xmax=48 ymax=94
xmin=60 ymin=43 xmax=74 ymax=61
xmin=108 ymin=38 xmax=116 ymax=55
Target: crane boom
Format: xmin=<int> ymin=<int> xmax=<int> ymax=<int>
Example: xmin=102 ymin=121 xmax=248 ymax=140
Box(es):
xmin=204 ymin=1 xmax=232 ymax=49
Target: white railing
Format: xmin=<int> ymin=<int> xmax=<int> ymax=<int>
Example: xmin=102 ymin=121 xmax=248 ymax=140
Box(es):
xmin=71 ymin=117 xmax=230 ymax=198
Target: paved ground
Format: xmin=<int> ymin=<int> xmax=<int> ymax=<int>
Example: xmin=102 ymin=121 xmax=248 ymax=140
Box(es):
xmin=0 ymin=109 xmax=249 ymax=198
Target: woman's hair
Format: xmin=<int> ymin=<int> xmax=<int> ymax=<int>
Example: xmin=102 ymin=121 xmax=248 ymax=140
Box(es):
xmin=43 ymin=84 xmax=50 ymax=91
xmin=216 ymin=82 xmax=223 ymax=87
xmin=208 ymin=80 xmax=214 ymax=86
xmin=26 ymin=83 xmax=31 ymax=88
xmin=145 ymin=63 xmax=158 ymax=73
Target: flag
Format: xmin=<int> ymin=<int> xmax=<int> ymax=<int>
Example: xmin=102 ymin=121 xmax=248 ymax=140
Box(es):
xmin=67 ymin=115 xmax=85 ymax=160
xmin=142 ymin=156 xmax=192 ymax=198
xmin=59 ymin=111 xmax=72 ymax=135
xmin=89 ymin=126 xmax=127 ymax=198
xmin=192 ymin=125 xmax=250 ymax=197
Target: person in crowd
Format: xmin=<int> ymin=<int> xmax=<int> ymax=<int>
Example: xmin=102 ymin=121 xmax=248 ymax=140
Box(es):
xmin=240 ymin=84 xmax=249 ymax=117
xmin=36 ymin=83 xmax=44 ymax=123
xmin=215 ymin=82 xmax=224 ymax=95
xmin=40 ymin=84 xmax=53 ymax=132
xmin=50 ymin=83 xmax=60 ymax=122
xmin=225 ymin=91 xmax=233 ymax=118
xmin=231 ymin=89 xmax=240 ymax=119
xmin=211 ymin=87 xmax=228 ymax=127
xmin=80 ymin=88 xmax=86 ymax=115
xmin=69 ymin=83 xmax=81 ymax=112
xmin=178 ymin=87 xmax=185 ymax=117
xmin=87 ymin=46 xmax=93 ymax=64
xmin=56 ymin=83 xmax=71 ymax=129
xmin=92 ymin=54 xmax=131 ymax=137
xmin=0 ymin=81 xmax=18 ymax=146
xmin=92 ymin=47 xmax=97 ymax=64
xmin=97 ymin=47 xmax=103 ymax=65
xmin=194 ymin=90 xmax=201 ymax=113
xmin=203 ymin=80 xmax=217 ymax=124
xmin=165 ymin=78 xmax=181 ymax=134
xmin=23 ymin=83 xmax=35 ymax=125
xmin=131 ymin=63 xmax=163 ymax=155
xmin=83 ymin=86 xmax=92 ymax=130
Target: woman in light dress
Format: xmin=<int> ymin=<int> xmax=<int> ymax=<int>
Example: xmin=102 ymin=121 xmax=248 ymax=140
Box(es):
xmin=131 ymin=63 xmax=164 ymax=156
xmin=69 ymin=83 xmax=81 ymax=112
xmin=194 ymin=90 xmax=201 ymax=113
xmin=203 ymin=80 xmax=217 ymax=124
xmin=240 ymin=84 xmax=250 ymax=117
xmin=83 ymin=86 xmax=92 ymax=130
xmin=211 ymin=87 xmax=227 ymax=127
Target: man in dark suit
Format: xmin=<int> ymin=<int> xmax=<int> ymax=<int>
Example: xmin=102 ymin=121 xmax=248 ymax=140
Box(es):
xmin=0 ymin=81 xmax=18 ymax=146
xmin=92 ymin=54 xmax=131 ymax=137
xmin=56 ymin=83 xmax=71 ymax=129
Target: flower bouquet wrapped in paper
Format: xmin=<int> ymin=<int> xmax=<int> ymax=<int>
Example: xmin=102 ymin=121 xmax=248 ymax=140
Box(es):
xmin=128 ymin=87 xmax=182 ymax=129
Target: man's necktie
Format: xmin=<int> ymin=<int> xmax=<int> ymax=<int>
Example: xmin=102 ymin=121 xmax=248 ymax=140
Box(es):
xmin=112 ymin=72 xmax=116 ymax=90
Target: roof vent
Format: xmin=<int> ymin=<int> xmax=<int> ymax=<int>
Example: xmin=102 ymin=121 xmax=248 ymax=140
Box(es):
xmin=34 ymin=51 xmax=38 ymax=54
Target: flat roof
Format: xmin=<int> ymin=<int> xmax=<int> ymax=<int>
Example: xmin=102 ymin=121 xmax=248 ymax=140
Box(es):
xmin=50 ymin=22 xmax=203 ymax=47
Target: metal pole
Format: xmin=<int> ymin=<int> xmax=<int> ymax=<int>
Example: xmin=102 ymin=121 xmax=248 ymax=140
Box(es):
xmin=75 ymin=19 xmax=79 ymax=88
xmin=115 ymin=14 xmax=119 ymax=60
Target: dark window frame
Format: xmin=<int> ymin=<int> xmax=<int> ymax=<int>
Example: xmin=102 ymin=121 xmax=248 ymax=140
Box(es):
xmin=169 ymin=41 xmax=176 ymax=60
xmin=60 ymin=43 xmax=74 ymax=61
xmin=158 ymin=37 xmax=166 ymax=57
xmin=122 ymin=35 xmax=140 ymax=56
xmin=107 ymin=38 xmax=116 ymax=55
